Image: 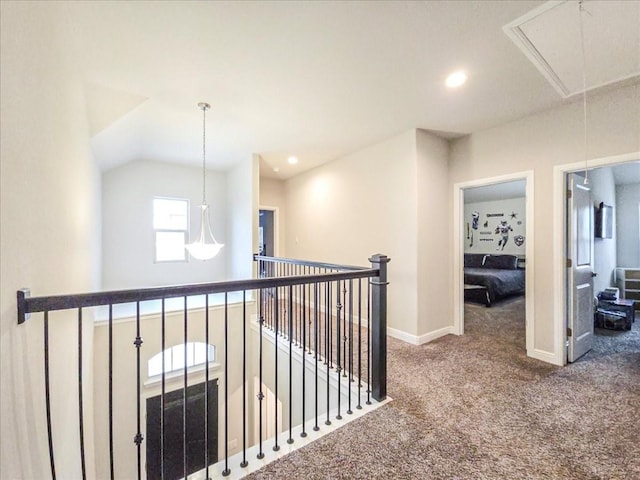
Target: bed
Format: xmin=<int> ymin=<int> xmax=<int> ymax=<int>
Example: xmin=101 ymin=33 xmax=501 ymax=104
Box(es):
xmin=464 ymin=254 xmax=525 ymax=306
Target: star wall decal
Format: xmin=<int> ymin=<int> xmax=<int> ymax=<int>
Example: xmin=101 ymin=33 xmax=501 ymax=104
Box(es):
xmin=510 ymin=211 xmax=518 ymax=219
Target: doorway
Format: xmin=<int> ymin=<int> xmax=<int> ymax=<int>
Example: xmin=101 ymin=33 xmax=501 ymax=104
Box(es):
xmin=553 ymin=152 xmax=639 ymax=365
xmin=562 ymin=159 xmax=640 ymax=363
xmin=146 ymin=380 xmax=218 ymax=480
xmin=259 ymin=207 xmax=277 ymax=257
xmin=453 ymin=171 xmax=534 ymax=354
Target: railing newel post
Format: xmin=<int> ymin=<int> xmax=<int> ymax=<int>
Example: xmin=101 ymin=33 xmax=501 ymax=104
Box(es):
xmin=369 ymin=254 xmax=390 ymax=402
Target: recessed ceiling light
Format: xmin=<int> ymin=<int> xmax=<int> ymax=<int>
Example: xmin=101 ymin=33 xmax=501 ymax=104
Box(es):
xmin=445 ymin=70 xmax=467 ymax=88
xmin=288 ymin=156 xmax=299 ymax=165
xmin=273 ymin=167 xmax=280 ymax=173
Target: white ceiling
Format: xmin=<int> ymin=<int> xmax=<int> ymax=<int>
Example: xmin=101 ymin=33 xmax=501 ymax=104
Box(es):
xmin=59 ymin=1 xmax=639 ymax=179
xmin=505 ymin=0 xmax=640 ymax=97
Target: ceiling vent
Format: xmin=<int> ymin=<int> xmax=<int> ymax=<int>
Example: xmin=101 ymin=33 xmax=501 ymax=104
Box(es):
xmin=504 ymin=0 xmax=640 ymax=98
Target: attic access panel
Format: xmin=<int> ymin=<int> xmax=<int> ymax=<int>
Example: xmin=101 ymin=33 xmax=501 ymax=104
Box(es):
xmin=504 ymin=0 xmax=640 ymax=98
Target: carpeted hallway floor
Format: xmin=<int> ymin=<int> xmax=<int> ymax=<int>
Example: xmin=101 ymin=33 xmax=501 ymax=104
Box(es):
xmin=246 ymin=296 xmax=640 ymax=479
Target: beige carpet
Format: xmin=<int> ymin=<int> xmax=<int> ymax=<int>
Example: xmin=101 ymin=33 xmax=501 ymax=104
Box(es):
xmin=246 ymin=297 xmax=640 ymax=479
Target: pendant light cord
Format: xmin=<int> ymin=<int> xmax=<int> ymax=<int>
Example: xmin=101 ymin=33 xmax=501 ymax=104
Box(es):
xmin=201 ymin=104 xmax=207 ymax=205
xmin=578 ymin=0 xmax=590 ymax=185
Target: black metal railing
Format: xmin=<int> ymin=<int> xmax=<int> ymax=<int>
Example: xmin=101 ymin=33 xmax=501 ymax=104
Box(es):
xmin=17 ymin=254 xmax=389 ymax=479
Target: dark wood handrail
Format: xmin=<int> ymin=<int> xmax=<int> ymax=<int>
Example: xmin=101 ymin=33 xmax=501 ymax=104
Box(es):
xmin=17 ymin=269 xmax=378 ymax=323
xmin=253 ymin=254 xmax=370 ymax=272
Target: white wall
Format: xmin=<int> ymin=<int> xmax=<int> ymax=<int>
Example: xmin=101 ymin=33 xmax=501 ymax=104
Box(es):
xmin=1 ymin=2 xmax=100 ymax=478
xmin=416 ymin=129 xmax=452 ymax=337
xmin=102 ymin=160 xmax=228 ymax=290
xmin=616 ymin=182 xmax=640 ymax=268
xmin=284 ymin=130 xmax=420 ymax=337
xmin=226 ymin=156 xmax=260 ymax=280
xmin=450 ymin=83 xmax=640 ymax=358
xmin=588 ymin=167 xmax=618 ymax=293
xmin=463 ymin=197 xmax=526 ymax=255
xmin=259 ymin=178 xmax=287 ymax=257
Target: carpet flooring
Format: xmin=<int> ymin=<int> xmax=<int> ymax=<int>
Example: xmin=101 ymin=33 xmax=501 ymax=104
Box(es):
xmin=245 ymin=297 xmax=640 ymax=479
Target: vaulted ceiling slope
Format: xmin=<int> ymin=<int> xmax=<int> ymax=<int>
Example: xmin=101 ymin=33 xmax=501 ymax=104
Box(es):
xmin=61 ymin=1 xmax=639 ymax=178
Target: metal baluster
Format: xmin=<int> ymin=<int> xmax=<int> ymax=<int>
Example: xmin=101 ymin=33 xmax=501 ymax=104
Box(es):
xmin=161 ymin=299 xmax=166 ymax=480
xmin=357 ymin=280 xmax=363 ymax=410
xmin=342 ymin=282 xmax=347 ymax=378
xmin=313 ymin=282 xmax=320 ymax=432
xmin=78 ymin=308 xmax=87 ymax=480
xmin=328 ymin=272 xmax=332 ymax=368
xmin=134 ymin=302 xmax=143 ymax=480
xmin=257 ymin=286 xmax=265 ymax=460
xmin=108 ymin=304 xmax=114 ymax=480
xmin=241 ymin=291 xmax=248 ymax=468
xmin=308 ymin=267 xmax=313 ymax=354
xmin=287 ymin=285 xmax=294 ymax=445
xmin=301 ymin=279 xmax=307 ymax=439
xmin=222 ymin=293 xmax=231 ymax=476
xmin=347 ymin=279 xmax=353 ymax=415
xmin=44 ymin=311 xmax=56 ymax=480
xmin=205 ymin=294 xmax=210 ymax=478
xmin=183 ymin=297 xmax=188 ymax=480
xmin=273 ymin=287 xmax=280 ymax=451
xmin=367 ymin=280 xmax=371 ymax=405
xmin=336 ymin=280 xmax=342 ymax=420
xmin=325 ymin=282 xmax=331 ymax=426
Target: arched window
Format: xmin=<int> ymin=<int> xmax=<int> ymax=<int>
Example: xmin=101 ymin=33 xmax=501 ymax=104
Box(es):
xmin=148 ymin=342 xmax=216 ymax=378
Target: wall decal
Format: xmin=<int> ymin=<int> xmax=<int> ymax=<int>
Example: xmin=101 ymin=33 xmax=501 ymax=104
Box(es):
xmin=469 ymin=211 xmax=479 ymax=247
xmin=464 ymin=196 xmax=525 ymax=255
xmin=514 ymin=235 xmax=525 ymax=247
xmin=494 ymin=219 xmax=513 ymax=251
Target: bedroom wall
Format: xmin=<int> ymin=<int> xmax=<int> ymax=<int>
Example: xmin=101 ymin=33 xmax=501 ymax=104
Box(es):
xmin=463 ymin=197 xmax=526 ymax=256
xmin=588 ymin=167 xmax=617 ymax=294
xmin=284 ymin=129 xmax=421 ymax=338
xmin=102 ymin=160 xmax=228 ymax=290
xmin=259 ymin=177 xmax=287 ymax=257
xmin=1 ymin=2 xmax=100 ymax=477
xmin=449 ymin=82 xmax=640 ymax=361
xmin=616 ymin=181 xmax=640 ymax=268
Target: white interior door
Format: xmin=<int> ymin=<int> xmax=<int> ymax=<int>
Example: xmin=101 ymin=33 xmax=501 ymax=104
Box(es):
xmin=567 ymin=173 xmax=595 ymax=362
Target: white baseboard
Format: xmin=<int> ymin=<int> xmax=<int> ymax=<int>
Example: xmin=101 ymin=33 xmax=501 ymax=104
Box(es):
xmin=387 ymin=326 xmax=455 ymax=346
xmin=528 ymin=348 xmax=563 ymax=366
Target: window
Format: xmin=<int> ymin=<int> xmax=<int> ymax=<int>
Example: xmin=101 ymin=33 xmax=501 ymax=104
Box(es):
xmin=147 ymin=342 xmax=216 ymax=378
xmin=153 ymin=197 xmax=189 ymax=262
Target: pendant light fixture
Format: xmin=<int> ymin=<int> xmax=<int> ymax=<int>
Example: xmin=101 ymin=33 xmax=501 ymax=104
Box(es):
xmin=185 ymin=102 xmax=224 ymax=260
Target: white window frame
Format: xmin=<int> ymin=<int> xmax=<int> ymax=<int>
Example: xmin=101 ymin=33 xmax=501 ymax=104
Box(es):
xmin=147 ymin=342 xmax=216 ymax=379
xmin=153 ymin=197 xmax=189 ymax=263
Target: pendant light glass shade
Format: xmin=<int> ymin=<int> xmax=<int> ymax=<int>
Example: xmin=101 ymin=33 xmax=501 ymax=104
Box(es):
xmin=186 ymin=204 xmax=223 ymax=260
xmin=186 ymin=102 xmax=224 ymax=260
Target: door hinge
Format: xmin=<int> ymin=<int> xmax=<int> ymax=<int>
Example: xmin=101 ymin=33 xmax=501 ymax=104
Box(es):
xmin=566 ymin=258 xmax=572 ymax=268
xmin=567 ymin=189 xmax=572 ymax=199
xmin=567 ymin=327 xmax=573 ymax=337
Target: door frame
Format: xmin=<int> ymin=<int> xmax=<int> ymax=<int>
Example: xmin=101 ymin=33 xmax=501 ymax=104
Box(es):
xmin=453 ymin=170 xmax=535 ymax=355
xmin=553 ymin=151 xmax=639 ymax=365
xmin=259 ymin=205 xmax=280 ymax=257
